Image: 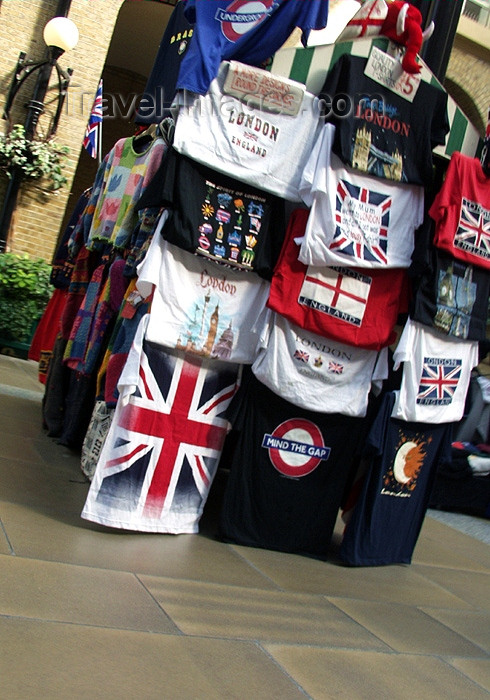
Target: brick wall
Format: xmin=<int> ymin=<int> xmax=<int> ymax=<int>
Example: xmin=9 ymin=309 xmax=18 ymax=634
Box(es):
xmin=0 ymin=0 xmax=125 ymax=261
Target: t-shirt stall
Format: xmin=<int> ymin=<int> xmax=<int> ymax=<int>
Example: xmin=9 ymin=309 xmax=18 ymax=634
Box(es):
xmin=37 ymin=7 xmax=488 ymax=566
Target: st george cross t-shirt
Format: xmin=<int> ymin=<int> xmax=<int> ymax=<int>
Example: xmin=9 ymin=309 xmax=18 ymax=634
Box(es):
xmin=298 ymin=124 xmax=424 ymax=268
xmin=267 ymin=208 xmax=411 ymax=350
xmin=392 ymin=318 xmax=479 ymax=424
xmin=251 ymin=308 xmax=387 ymax=416
xmin=430 ymin=152 xmax=490 ymax=271
xmin=136 ymin=217 xmax=270 ymax=364
xmin=176 ymin=0 xmax=329 ymax=95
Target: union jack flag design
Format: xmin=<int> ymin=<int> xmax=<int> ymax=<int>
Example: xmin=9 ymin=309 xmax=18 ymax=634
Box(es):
xmin=293 ymin=349 xmax=310 ymax=363
xmin=333 ymin=180 xmax=391 ymax=265
xmin=83 ymin=79 xmax=103 ymax=159
xmin=328 ymin=361 xmax=344 ymax=374
xmin=454 ymin=198 xmax=490 ymax=261
xmin=416 ymin=358 xmax=462 ymax=406
xmin=82 ymin=341 xmax=240 ymax=532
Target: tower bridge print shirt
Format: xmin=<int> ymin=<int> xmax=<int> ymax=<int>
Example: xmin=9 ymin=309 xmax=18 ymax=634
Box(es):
xmin=320 ymin=53 xmax=449 ymax=186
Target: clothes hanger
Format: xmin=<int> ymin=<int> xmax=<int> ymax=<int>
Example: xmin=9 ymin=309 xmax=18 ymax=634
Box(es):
xmin=132 ymin=123 xmax=158 ymax=153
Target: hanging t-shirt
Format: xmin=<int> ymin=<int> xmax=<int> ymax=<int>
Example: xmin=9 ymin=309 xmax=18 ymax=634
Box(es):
xmin=298 ymin=124 xmax=424 ymax=268
xmin=267 ymin=208 xmax=411 ymax=350
xmin=135 ymin=1 xmax=194 ymax=125
xmin=392 ymin=318 xmax=479 ymax=424
xmin=430 ymin=151 xmax=490 ymax=271
xmin=173 ymin=61 xmax=323 ymax=202
xmin=136 ymin=217 xmax=270 ymax=364
xmin=410 ymin=247 xmax=490 ymax=342
xmin=176 ymin=0 xmax=329 ymax=95
xmin=82 ymin=330 xmax=241 ymax=534
xmin=340 ymin=391 xmax=453 ymax=566
xmin=86 ymin=136 xmax=167 ymax=251
xmin=147 ymin=148 xmax=286 ymax=280
xmin=219 ymin=368 xmax=366 ymax=557
xmin=251 ymin=308 xmax=387 ymax=416
xmin=319 ymin=52 xmax=449 ymax=185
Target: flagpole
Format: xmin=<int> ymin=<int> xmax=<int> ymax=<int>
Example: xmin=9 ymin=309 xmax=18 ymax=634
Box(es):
xmin=97 ymin=78 xmax=103 ymax=165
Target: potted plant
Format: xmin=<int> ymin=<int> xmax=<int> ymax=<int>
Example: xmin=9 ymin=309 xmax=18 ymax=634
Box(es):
xmin=0 ymin=252 xmax=52 ymax=358
xmin=0 ymin=123 xmax=69 ymax=193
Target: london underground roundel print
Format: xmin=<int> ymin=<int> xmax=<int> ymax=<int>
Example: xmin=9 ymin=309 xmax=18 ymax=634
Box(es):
xmin=218 ymin=0 xmax=275 ymax=43
xmin=262 ymin=418 xmax=331 ymax=477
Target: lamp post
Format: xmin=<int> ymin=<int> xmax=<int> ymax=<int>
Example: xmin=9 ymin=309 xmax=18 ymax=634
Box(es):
xmin=0 ymin=11 xmax=79 ymax=252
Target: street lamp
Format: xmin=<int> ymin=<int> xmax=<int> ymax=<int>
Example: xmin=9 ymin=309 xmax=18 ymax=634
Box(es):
xmin=2 ymin=16 xmax=79 ymax=138
xmin=0 ymin=14 xmax=79 ymax=251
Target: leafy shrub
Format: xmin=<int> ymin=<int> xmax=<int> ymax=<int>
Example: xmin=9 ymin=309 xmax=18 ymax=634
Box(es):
xmin=0 ymin=253 xmax=52 ymax=342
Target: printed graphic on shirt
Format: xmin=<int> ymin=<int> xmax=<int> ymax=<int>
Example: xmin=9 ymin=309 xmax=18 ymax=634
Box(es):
xmin=351 ymin=100 xmax=409 ymax=182
xmin=332 ymin=180 xmax=391 ymax=264
xmin=291 ymin=333 xmax=352 ymax=385
xmin=174 ymin=270 xmax=239 ymax=360
xmin=217 ymin=0 xmax=275 ymax=42
xmin=416 ymin=358 xmax=462 ymax=405
xmin=262 ymin=418 xmax=331 ymax=478
xmin=434 ymin=261 xmax=477 ymax=338
xmin=298 ymin=266 xmax=372 ymax=326
xmin=197 ymin=179 xmax=265 ymax=270
xmin=454 ymin=197 xmax=490 ymax=262
xmin=380 ymin=429 xmax=427 ymax=498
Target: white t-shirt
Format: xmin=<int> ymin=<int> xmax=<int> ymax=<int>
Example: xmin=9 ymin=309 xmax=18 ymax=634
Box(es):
xmin=173 ymin=61 xmax=323 ymax=202
xmin=392 ymin=318 xmax=479 ymax=424
xmin=298 ymin=124 xmax=425 ymax=268
xmin=136 ymin=217 xmax=269 ymax=364
xmin=251 ymin=309 xmax=387 ymax=417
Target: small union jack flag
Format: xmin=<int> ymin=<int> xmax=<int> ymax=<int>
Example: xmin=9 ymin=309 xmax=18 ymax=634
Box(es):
xmin=333 ymin=180 xmax=391 ymax=265
xmin=328 ymin=361 xmax=344 ymax=374
xmin=293 ymin=349 xmax=310 ymax=363
xmin=454 ymin=197 xmax=490 ymax=261
xmin=416 ymin=358 xmax=462 ymax=405
xmin=83 ymin=79 xmax=103 ymax=160
xmin=81 ymin=341 xmax=240 ymax=531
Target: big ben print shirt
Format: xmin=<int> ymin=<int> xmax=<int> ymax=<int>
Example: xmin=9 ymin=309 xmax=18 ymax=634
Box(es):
xmin=136 ymin=220 xmax=270 ymax=364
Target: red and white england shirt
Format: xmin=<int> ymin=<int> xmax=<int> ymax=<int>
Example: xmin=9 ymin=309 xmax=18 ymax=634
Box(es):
xmin=267 ymin=208 xmax=411 ymax=350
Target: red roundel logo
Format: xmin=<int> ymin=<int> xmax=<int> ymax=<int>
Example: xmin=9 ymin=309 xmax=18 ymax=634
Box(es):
xmin=217 ymin=0 xmax=275 ymax=43
xmin=262 ymin=418 xmax=331 ymax=478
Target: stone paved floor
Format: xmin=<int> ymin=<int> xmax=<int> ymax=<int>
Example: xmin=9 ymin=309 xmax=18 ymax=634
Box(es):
xmin=0 ymin=355 xmax=489 ymax=699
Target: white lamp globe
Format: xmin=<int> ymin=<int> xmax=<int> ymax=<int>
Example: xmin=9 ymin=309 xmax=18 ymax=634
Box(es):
xmin=43 ymin=17 xmax=79 ymax=52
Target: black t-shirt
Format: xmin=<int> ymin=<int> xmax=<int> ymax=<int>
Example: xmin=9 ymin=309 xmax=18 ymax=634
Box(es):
xmin=145 ymin=148 xmax=286 ymax=280
xmin=135 ymin=2 xmax=194 ymax=125
xmin=219 ymin=369 xmax=366 ymax=557
xmin=340 ymin=391 xmax=453 ymax=566
xmin=320 ymin=53 xmax=449 ymax=186
xmin=410 ymin=246 xmax=490 ymax=342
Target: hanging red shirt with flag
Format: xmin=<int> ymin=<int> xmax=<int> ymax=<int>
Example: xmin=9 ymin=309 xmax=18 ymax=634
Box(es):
xmin=83 ymin=79 xmax=103 ymax=159
xmin=81 ymin=335 xmax=240 ymax=533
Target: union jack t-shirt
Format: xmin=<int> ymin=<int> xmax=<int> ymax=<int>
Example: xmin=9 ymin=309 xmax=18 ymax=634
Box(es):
xmin=392 ymin=319 xmax=479 ymax=424
xmin=431 ymin=151 xmax=490 ymax=271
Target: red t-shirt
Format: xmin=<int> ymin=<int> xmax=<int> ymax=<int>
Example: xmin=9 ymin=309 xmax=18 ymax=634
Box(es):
xmin=267 ymin=209 xmax=410 ymax=351
xmin=430 ymin=152 xmax=490 ymax=270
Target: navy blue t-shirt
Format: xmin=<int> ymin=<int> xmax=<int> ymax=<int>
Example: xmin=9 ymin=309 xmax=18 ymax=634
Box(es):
xmin=340 ymin=392 xmax=454 ymax=566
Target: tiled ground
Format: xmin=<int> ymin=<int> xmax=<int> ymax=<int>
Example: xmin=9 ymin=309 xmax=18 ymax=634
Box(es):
xmin=0 ymin=355 xmax=489 ymax=699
